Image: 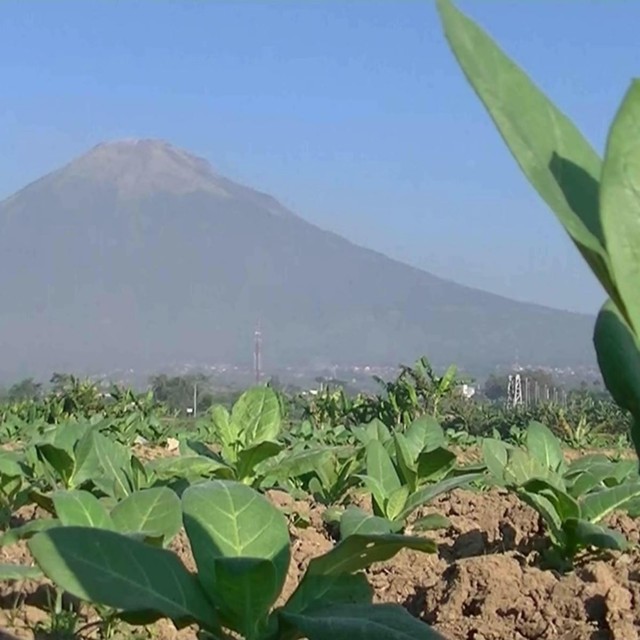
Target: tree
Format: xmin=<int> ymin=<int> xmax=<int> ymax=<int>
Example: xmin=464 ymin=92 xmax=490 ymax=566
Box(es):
xmin=149 ymin=373 xmax=212 ymax=415
xmin=483 ymin=374 xmax=508 ymax=401
xmin=7 ymin=378 xmax=42 ymax=402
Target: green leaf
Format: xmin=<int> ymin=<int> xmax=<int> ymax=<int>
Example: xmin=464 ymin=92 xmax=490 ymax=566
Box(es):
xmin=405 ymin=416 xmax=445 ymax=453
xmin=0 ymin=563 xmax=43 ymax=581
xmin=28 ymin=527 xmax=219 ymax=630
xmin=286 ymin=536 xmax=434 ymax=624
xmin=0 ymin=519 xmax=60 ymax=547
xmin=567 ymin=462 xmax=632 ymax=498
xmin=526 ymin=422 xmax=565 ymax=473
xmin=436 ymin=0 xmax=616 ymax=302
xmin=147 ymin=455 xmax=232 ymax=482
xmin=231 ymin=387 xmax=281 ymax=446
xmin=339 ymin=507 xmax=396 ymax=538
xmin=516 ymin=490 xmax=564 ymax=547
xmin=609 ymin=460 xmax=639 ymax=484
xmin=306 ymin=533 xmax=435 ymax=577
xmin=521 ymin=479 xmax=580 ymax=521
xmin=52 ymin=490 xmax=114 ymax=529
xmin=504 ymin=448 xmax=555 ymax=487
xmin=181 ymin=480 xmax=290 ymax=636
xmin=0 ymin=452 xmax=24 ymax=478
xmin=70 ymin=429 xmax=103 ymax=488
xmin=438 ymin=365 xmax=457 ymax=393
xmin=282 ymin=574 xmax=373 ymax=617
xmin=385 ymin=486 xmax=410 ymax=522
xmin=412 ymin=513 xmax=451 ymax=532
xmin=581 ymin=482 xmax=640 ymax=523
xmin=52 ymin=421 xmax=92 ymax=453
xmin=36 ymin=444 xmax=74 ymax=485
xmin=210 ymin=404 xmax=236 ymax=449
xmin=280 ymin=603 xmax=445 ymax=640
xmin=563 ymin=518 xmax=628 ymax=553
xmin=565 ymin=454 xmax=612 ymax=478
xmin=235 ymin=441 xmax=283 ymax=482
xmin=400 ymin=473 xmax=482 ymax=520
xmin=394 ymin=434 xmax=418 ymax=490
xmin=88 ymin=432 xmax=133 ymax=499
xmin=355 ymin=475 xmax=387 ymax=517
xmin=352 ymin=420 xmax=392 ymax=446
xmin=482 ymin=438 xmax=509 ymax=483
xmin=416 ymin=447 xmax=456 ymax=482
xmin=366 ymin=440 xmax=401 ymax=499
xmin=600 ymin=80 xmax=640 ymax=333
xmin=110 ymin=488 xmax=181 ymax=546
xmin=272 ymin=448 xmax=330 ymax=478
xmin=594 ymin=301 xmax=640 ymax=456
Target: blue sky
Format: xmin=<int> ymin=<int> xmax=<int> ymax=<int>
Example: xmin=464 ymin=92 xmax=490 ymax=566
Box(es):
xmin=2 ymin=1 xmax=638 ymax=314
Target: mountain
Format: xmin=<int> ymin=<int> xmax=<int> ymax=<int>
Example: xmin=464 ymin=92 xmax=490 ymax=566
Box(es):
xmin=0 ymin=139 xmax=595 ymax=377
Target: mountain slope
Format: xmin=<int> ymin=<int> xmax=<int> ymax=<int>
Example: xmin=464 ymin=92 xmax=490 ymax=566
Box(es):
xmin=0 ymin=139 xmax=595 ymax=376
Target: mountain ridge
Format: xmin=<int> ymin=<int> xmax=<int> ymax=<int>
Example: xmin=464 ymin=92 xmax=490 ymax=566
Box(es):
xmin=0 ymin=139 xmax=596 ymax=377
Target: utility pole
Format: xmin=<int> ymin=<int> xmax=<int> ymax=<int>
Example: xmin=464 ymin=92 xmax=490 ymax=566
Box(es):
xmin=193 ymin=382 xmax=197 ymax=418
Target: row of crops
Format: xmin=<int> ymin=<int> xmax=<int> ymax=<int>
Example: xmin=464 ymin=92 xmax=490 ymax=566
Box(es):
xmin=5 ymin=0 xmax=640 ymax=633
xmin=1 ymin=383 xmax=639 ymax=639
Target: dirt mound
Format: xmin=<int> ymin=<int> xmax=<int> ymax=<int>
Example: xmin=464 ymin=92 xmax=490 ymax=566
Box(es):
xmin=1 ymin=489 xmax=640 ymax=640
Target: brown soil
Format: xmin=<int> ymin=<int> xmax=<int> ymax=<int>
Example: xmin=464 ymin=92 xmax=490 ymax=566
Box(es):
xmin=1 ymin=487 xmax=639 ymax=640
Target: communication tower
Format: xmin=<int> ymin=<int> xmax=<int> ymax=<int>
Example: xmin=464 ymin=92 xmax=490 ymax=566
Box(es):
xmin=507 ymin=373 xmax=523 ymax=409
xmin=254 ymin=323 xmax=262 ymax=384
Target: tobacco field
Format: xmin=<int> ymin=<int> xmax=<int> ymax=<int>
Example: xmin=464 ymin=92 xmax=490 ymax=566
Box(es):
xmin=0 ymin=366 xmax=638 ymax=640
xmin=5 ymin=0 xmax=640 ymax=638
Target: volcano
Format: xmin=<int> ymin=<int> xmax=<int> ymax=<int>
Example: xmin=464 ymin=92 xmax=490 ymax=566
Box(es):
xmin=0 ymin=139 xmax=595 ymax=376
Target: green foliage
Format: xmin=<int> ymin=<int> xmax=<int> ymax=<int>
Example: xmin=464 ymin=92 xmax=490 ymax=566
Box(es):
xmin=437 ymin=0 xmax=640 ymax=459
xmin=482 ymin=422 xmax=639 ymax=563
xmin=303 ymin=356 xmax=463 ymax=430
xmin=348 ymin=417 xmax=482 ymax=535
xmin=178 ymin=387 xmax=289 ymax=488
xmin=29 ymin=480 xmax=442 ymax=640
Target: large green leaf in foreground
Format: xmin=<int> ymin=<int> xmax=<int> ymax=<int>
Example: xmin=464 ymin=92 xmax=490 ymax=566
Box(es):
xmin=600 ymin=80 xmax=640 ymax=334
xmin=280 ymin=603 xmax=446 ymax=639
xmin=182 ymin=480 xmax=290 ymax=636
xmin=436 ymin=0 xmax=616 ymax=304
xmin=28 ymin=527 xmax=218 ymax=630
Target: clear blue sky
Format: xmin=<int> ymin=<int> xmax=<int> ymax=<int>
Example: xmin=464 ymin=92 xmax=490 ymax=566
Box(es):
xmin=2 ymin=1 xmax=638 ymax=314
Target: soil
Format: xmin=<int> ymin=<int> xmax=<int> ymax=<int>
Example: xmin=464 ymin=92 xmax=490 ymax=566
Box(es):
xmin=1 ymin=480 xmax=640 ymax=639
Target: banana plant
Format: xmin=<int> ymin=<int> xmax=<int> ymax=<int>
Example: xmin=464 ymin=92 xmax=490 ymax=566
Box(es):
xmin=438 ymin=0 xmax=640 ymax=462
xmin=29 ymin=480 xmax=445 ymax=640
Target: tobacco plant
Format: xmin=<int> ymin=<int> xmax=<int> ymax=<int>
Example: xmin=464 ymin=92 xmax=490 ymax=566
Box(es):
xmin=346 ymin=416 xmax=482 ymax=535
xmin=483 ymin=422 xmax=640 ymax=564
xmin=438 ymin=0 xmax=640 ymax=462
xmin=29 ymin=480 xmax=445 ymax=640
